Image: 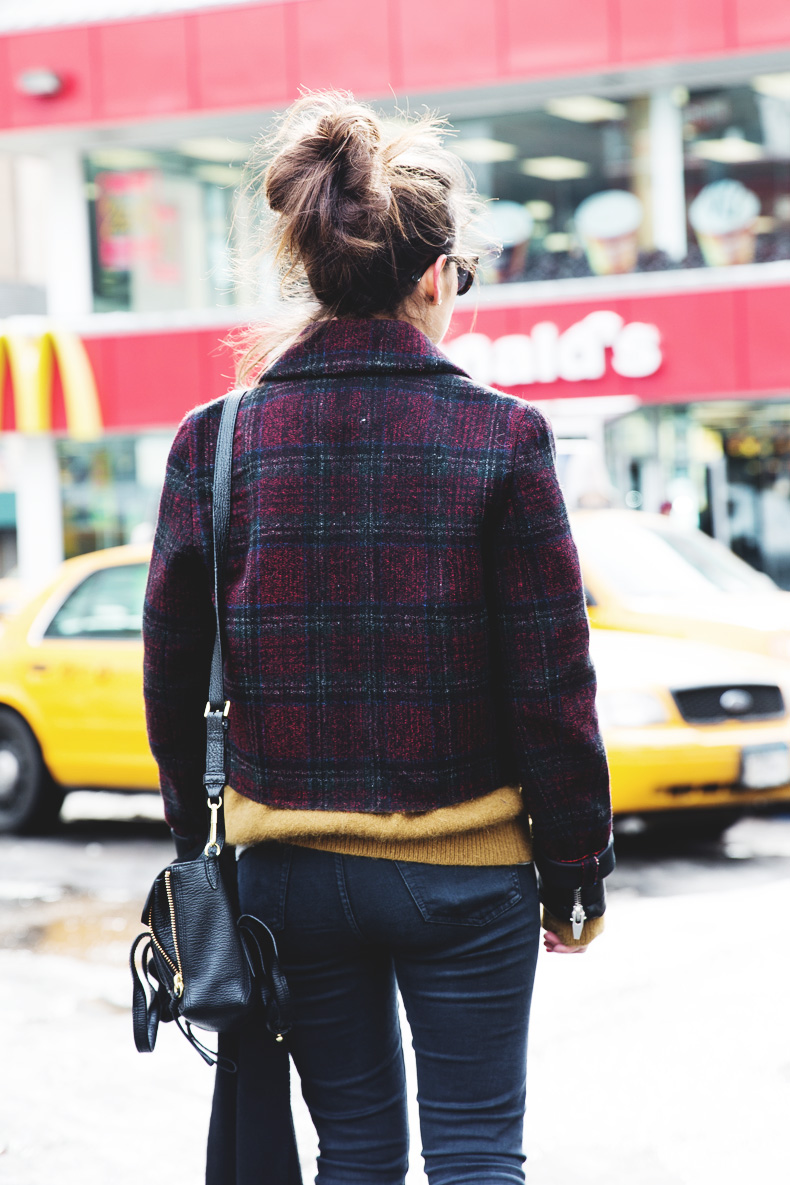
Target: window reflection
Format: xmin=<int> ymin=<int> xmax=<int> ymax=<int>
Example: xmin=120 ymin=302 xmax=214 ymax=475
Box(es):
xmin=85 ymin=141 xmax=251 ymax=313
xmin=683 ymin=80 xmax=790 ymax=267
xmin=81 ymin=77 xmax=790 ymax=307
xmin=57 ymin=435 xmax=173 ymax=557
xmin=449 ymin=77 xmax=790 ymax=284
xmin=451 ymin=98 xmax=657 ymax=283
xmin=45 ymin=564 xmax=148 ymax=640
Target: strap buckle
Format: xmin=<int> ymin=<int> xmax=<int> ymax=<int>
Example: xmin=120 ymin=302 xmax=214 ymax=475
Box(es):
xmin=204 ymin=700 xmax=230 ymax=718
xmin=204 ymin=795 xmax=223 ymax=858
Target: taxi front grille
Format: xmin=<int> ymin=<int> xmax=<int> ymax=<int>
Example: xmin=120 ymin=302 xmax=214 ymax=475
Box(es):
xmin=672 ymin=684 xmax=784 ymax=724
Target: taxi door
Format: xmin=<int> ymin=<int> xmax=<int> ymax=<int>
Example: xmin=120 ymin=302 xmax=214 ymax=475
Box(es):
xmin=24 ymin=561 xmax=159 ymax=789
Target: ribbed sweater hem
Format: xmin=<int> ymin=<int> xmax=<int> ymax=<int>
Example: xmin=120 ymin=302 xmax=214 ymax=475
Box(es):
xmin=288 ymin=818 xmax=531 ymax=865
xmin=224 ymin=785 xmax=605 ymax=945
xmin=224 ymin=783 xmax=530 ymax=861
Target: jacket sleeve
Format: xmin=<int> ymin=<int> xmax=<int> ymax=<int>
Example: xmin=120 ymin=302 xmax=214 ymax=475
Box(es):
xmin=490 ymin=404 xmax=614 ymax=910
xmin=142 ymin=415 xmax=215 ymax=846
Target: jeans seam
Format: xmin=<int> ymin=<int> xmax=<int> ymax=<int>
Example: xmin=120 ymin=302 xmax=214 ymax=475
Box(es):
xmin=276 ymin=844 xmax=293 ymax=931
xmin=334 ymin=853 xmax=365 ymax=939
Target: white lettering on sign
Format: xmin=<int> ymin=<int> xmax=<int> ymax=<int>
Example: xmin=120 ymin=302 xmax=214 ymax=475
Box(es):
xmin=444 ymin=311 xmax=662 ymax=387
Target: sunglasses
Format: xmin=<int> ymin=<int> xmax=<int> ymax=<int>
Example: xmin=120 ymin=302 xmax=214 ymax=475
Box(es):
xmin=410 ymin=254 xmax=478 ymax=296
xmin=450 ymin=255 xmax=477 ymax=296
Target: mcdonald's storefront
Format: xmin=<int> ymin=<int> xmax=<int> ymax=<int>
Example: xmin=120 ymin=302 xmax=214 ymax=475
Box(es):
xmin=5 ymin=0 xmax=790 ymax=590
xmin=0 ymin=321 xmax=189 ymax=593
xmin=7 ymin=266 xmax=790 ymax=592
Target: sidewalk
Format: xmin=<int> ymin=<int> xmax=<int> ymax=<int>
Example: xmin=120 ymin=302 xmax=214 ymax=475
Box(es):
xmin=1 ymin=811 xmax=789 ymax=1184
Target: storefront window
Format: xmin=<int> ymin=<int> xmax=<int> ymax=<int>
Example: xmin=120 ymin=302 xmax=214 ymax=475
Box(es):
xmin=85 ymin=141 xmax=253 ymax=313
xmin=82 ymin=79 xmax=790 ymax=304
xmin=683 ymin=78 xmax=790 ymax=267
xmin=57 ymin=433 xmax=173 ymax=557
xmin=604 ymin=401 xmax=790 ymax=590
xmin=450 ymin=96 xmax=666 ymax=283
xmin=449 ymin=75 xmax=790 ymax=285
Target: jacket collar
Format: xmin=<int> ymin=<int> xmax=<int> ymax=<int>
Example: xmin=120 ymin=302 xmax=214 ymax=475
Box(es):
xmin=261 ymin=317 xmax=467 ymax=382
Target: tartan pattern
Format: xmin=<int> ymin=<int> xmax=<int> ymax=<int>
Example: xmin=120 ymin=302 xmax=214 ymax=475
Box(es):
xmin=143 ymin=318 xmax=611 ymax=862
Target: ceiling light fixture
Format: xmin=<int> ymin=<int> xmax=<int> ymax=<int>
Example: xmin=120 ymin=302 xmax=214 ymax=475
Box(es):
xmin=753 ymin=73 xmax=790 ymax=100
xmin=545 ymin=96 xmax=627 ymax=123
xmin=452 ymin=138 xmax=518 ymax=163
xmin=178 ymin=137 xmax=252 ymax=163
xmin=693 ymin=137 xmax=764 ymax=163
xmin=543 ymin=232 xmax=573 ymax=252
xmin=520 ymin=156 xmax=590 ymax=180
xmin=526 ymin=199 xmax=554 ymax=220
xmin=194 ymin=163 xmax=243 ymax=186
xmin=90 ymin=148 xmax=163 ymax=170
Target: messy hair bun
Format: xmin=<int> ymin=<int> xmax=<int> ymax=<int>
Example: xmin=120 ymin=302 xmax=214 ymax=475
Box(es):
xmin=233 ymin=90 xmax=479 ymax=378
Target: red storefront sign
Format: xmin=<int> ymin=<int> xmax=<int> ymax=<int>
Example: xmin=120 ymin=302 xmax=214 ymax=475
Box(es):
xmin=78 ymin=280 xmax=790 ymax=432
xmin=446 ymin=281 xmax=790 ymax=405
xmin=445 ymin=312 xmax=663 ymax=389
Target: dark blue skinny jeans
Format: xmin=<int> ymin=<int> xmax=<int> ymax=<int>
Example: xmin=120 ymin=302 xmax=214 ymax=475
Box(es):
xmin=236 ymin=843 xmax=541 ymax=1185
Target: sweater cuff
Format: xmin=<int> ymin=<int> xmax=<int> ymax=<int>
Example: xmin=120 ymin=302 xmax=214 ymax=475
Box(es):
xmin=542 ymin=907 xmax=605 ymax=947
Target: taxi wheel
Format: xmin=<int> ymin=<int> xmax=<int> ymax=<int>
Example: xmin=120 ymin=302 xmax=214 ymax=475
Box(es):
xmin=0 ymin=709 xmax=65 ymax=835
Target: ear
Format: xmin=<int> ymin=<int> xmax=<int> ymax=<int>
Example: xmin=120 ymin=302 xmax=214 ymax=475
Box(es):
xmin=418 ymin=255 xmax=448 ymax=305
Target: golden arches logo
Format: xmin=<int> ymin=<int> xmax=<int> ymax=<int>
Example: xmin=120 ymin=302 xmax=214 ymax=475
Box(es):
xmin=0 ymin=325 xmax=102 ymax=440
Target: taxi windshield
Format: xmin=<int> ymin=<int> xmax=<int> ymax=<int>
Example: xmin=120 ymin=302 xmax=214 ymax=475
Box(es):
xmin=574 ymin=519 xmax=776 ymax=600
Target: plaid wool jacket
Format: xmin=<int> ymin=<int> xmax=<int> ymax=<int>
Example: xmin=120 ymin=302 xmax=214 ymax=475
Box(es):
xmin=143 ymin=317 xmax=612 ymax=871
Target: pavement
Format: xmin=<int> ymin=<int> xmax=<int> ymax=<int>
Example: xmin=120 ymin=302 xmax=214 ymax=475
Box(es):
xmin=1 ymin=791 xmax=789 ymax=1185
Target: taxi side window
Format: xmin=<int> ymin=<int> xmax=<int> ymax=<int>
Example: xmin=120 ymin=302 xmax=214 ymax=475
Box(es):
xmin=44 ymin=564 xmax=148 ymax=640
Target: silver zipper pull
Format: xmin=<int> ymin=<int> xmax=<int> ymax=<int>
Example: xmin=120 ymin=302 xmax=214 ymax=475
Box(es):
xmin=570 ymin=888 xmax=586 ymax=940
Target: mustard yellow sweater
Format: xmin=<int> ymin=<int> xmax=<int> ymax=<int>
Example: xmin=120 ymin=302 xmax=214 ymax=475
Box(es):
xmin=225 ymin=784 xmax=603 ymax=947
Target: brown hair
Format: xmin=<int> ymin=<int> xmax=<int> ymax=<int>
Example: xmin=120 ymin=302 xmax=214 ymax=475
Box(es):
xmin=231 ymin=90 xmax=480 ymax=382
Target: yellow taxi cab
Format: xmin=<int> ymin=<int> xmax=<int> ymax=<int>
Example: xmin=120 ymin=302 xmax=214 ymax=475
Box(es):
xmin=0 ymin=545 xmax=157 ymax=833
xmin=572 ymin=509 xmax=790 ymax=663
xmin=2 ymin=544 xmax=790 ymax=837
xmin=591 ymin=628 xmax=790 ymax=834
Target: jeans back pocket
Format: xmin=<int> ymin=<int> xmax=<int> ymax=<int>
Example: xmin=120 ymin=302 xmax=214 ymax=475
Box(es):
xmin=395 ymin=862 xmax=522 ymax=926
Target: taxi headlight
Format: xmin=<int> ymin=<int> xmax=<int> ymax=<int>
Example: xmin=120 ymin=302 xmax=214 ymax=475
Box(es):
xmin=596 ymin=690 xmax=669 ymax=729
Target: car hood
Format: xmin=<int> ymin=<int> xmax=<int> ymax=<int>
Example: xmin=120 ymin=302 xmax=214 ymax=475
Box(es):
xmin=615 ymin=591 xmax=790 ymax=633
xmin=589 ymin=628 xmax=790 ymax=691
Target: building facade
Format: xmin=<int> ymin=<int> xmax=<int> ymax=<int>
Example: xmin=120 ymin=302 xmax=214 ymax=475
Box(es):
xmin=3 ymin=0 xmax=790 ymax=584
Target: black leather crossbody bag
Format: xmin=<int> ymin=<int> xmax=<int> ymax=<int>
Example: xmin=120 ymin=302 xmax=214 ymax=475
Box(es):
xmin=130 ymin=389 xmax=293 ymax=1070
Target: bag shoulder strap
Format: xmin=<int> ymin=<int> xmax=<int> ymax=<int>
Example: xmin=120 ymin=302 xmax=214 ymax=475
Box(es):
xmin=203 ymin=389 xmax=247 ymax=851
